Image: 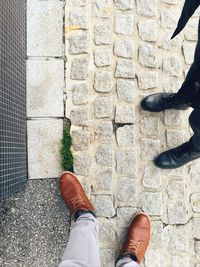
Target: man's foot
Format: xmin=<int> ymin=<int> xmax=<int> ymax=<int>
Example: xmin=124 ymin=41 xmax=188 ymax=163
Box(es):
xmin=60 ymin=171 xmax=95 ymax=219
xmin=154 ymin=141 xmax=200 ymax=169
xmin=141 ymin=93 xmax=189 ymax=112
xmin=117 ymin=213 xmax=150 ymax=265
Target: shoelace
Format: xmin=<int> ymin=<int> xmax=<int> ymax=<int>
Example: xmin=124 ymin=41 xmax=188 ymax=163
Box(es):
xmin=173 ymin=142 xmax=191 ymax=161
xmin=124 ymin=240 xmax=143 ymax=255
xmin=71 ymin=195 xmax=85 ymax=210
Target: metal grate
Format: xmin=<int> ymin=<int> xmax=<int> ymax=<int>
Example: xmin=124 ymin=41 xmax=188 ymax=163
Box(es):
xmin=0 ymin=0 xmax=27 ymax=198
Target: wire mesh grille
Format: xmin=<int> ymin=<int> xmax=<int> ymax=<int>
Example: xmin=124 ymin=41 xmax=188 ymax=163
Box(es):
xmin=0 ymin=0 xmax=27 ymax=198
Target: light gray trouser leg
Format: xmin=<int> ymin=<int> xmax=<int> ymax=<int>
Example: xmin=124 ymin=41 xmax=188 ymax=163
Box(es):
xmin=58 ymin=213 xmax=101 ymax=267
xmin=116 ymin=257 xmax=140 ymax=267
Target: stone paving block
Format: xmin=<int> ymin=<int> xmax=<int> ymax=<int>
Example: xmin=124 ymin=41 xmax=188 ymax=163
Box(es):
xmin=69 ymin=9 xmax=88 ymax=30
xmin=70 ymin=107 xmax=89 ymax=126
xmin=70 ymin=57 xmax=89 ymax=80
xmin=27 ymin=59 xmax=64 ymax=117
xmin=116 ymin=177 xmax=137 ymax=204
xmin=166 ymin=129 xmax=184 ymax=148
xmin=164 ymin=224 xmax=191 ymax=252
xmin=95 ymin=21 xmax=112 ymax=45
xmin=27 ymin=1 xmax=63 ymax=57
xmin=115 ymin=14 xmax=134 ymax=35
xmin=27 ymin=119 xmax=63 ymax=179
xmin=136 ymin=0 xmax=157 ymax=17
xmin=159 ymin=29 xmax=173 ymax=50
xmin=167 ymin=201 xmax=190 ymax=224
xmin=94 ymin=71 xmax=113 ymax=92
xmin=73 ymin=154 xmax=91 ymax=176
xmin=138 ymin=72 xmax=159 ymax=90
xmin=116 ymin=207 xmax=138 ymax=228
xmin=184 ymin=18 xmax=199 ymax=41
xmin=115 ymin=59 xmax=135 ymax=78
xmin=68 ymin=31 xmax=89 ymax=54
xmin=145 ymin=249 xmax=163 ymax=267
xmin=92 ymin=0 xmax=112 ymax=18
xmin=93 ymin=169 xmax=114 ymax=192
xmin=139 ymin=43 xmax=157 ymax=68
xmin=140 ymin=138 xmax=160 ymax=161
xmin=116 ymin=125 xmax=135 ymax=146
xmin=92 ymin=195 xmax=115 ymax=218
xmin=115 ymin=106 xmax=135 ymax=124
xmin=161 ymin=9 xmax=180 ymax=29
xmin=71 ymin=82 xmax=89 ymax=105
xmin=94 ymin=96 xmax=113 ymax=119
xmin=94 ymin=49 xmax=112 ymax=67
xmin=166 ymin=179 xmax=186 ymax=200
xmin=116 ymin=79 xmax=135 ymax=102
xmin=114 ymin=38 xmax=134 ymax=59
xmin=71 ymin=127 xmax=90 ymax=151
xmin=140 ymin=116 xmax=159 ymax=136
xmin=138 ymin=20 xmax=157 ymax=41
xmin=165 ymin=110 xmax=184 ymax=126
xmin=116 ymin=151 xmax=135 ymax=175
xmin=163 ymin=80 xmax=182 ymax=93
xmin=142 ymin=164 xmax=163 ymax=189
xmin=163 ymin=56 xmax=181 ymax=77
xmin=94 ymin=121 xmax=113 ymax=141
xmin=141 ymin=192 xmax=163 ymax=216
xmin=95 ymin=144 xmax=113 ymax=167
xmin=183 ymin=43 xmax=196 ymax=65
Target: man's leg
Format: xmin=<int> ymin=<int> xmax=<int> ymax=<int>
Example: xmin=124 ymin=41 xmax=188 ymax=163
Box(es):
xmin=116 ymin=257 xmax=140 ymax=267
xmin=58 ymin=171 xmax=101 ymax=267
xmin=189 ymin=109 xmax=200 ymax=150
xmin=176 ymin=61 xmax=200 ymax=110
xmin=59 ymin=213 xmax=100 ymax=267
xmin=115 ymin=213 xmax=150 ymax=267
xmin=176 ymin=19 xmax=200 ymax=110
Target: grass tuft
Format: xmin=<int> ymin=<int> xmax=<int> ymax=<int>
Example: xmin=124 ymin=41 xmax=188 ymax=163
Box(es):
xmin=60 ymin=121 xmax=74 ymax=172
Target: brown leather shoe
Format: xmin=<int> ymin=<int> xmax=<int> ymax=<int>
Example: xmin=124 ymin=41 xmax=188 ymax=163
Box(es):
xmin=118 ymin=213 xmax=150 ymax=264
xmin=60 ymin=171 xmax=95 ymax=217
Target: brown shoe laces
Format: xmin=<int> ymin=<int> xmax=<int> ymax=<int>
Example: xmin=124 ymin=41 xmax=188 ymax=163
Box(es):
xmin=124 ymin=240 xmax=143 ymax=256
xmin=71 ymin=195 xmax=85 ymax=210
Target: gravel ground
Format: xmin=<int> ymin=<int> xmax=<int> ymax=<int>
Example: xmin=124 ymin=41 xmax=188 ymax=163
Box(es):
xmin=0 ymin=179 xmax=71 ymax=267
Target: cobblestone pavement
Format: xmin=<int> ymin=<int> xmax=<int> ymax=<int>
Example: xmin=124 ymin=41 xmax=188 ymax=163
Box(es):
xmin=27 ymin=0 xmax=200 ymax=266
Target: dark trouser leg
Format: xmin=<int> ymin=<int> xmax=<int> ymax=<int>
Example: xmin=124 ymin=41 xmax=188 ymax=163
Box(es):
xmin=189 ymin=109 xmax=200 ymax=151
xmin=176 ymin=19 xmax=200 ymax=109
xmin=176 ymin=62 xmax=200 ymax=109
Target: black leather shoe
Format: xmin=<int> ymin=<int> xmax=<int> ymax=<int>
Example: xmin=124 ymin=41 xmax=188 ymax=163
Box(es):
xmin=141 ymin=93 xmax=189 ymax=112
xmin=154 ymin=141 xmax=200 ymax=169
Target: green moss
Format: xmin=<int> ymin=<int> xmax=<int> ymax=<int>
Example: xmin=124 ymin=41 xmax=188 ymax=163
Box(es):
xmin=60 ymin=123 xmax=74 ymax=172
